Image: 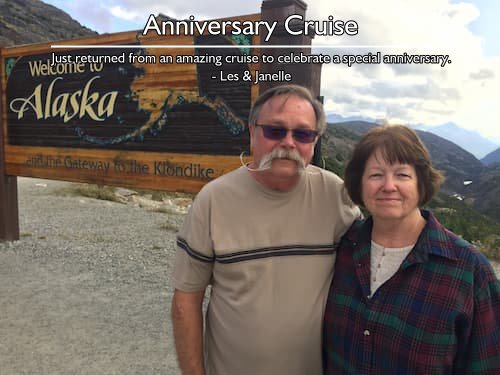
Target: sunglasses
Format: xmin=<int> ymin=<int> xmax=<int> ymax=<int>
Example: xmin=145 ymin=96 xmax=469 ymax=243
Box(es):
xmin=254 ymin=124 xmax=319 ymax=144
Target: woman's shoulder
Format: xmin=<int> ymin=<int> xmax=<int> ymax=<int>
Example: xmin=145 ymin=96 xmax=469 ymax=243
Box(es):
xmin=341 ymin=217 xmax=371 ymax=243
xmin=424 ymin=210 xmax=497 ymax=284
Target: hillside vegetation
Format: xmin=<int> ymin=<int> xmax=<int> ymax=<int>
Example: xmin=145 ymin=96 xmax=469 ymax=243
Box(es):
xmin=482 ymin=147 xmax=500 ymax=166
xmin=428 ymin=194 xmax=500 ymax=261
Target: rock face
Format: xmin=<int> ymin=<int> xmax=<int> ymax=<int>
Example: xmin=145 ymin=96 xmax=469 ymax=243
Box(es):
xmin=0 ymin=0 xmax=96 ymax=47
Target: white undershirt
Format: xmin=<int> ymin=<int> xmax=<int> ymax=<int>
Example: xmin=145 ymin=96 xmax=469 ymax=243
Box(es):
xmin=370 ymin=240 xmax=414 ymax=297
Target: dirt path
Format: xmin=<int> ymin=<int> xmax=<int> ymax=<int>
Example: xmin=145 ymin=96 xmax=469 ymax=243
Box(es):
xmin=0 ymin=178 xmax=181 ymax=374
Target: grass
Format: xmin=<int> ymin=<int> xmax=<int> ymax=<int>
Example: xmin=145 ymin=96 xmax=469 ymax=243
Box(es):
xmin=54 ymin=183 xmax=190 ymax=234
xmin=428 ymin=193 xmax=500 ymax=261
xmin=58 ymin=183 xmax=122 ymax=203
xmin=133 ymin=188 xmax=195 ymax=202
xmin=57 ymin=183 xmax=195 ymax=203
xmin=160 ymin=219 xmax=180 ymax=232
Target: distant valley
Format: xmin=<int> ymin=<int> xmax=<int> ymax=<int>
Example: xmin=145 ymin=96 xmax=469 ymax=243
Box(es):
xmin=326 ymin=114 xmax=500 ymax=160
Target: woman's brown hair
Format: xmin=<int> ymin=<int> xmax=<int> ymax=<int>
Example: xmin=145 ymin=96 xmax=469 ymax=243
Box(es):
xmin=344 ymin=125 xmax=444 ymax=207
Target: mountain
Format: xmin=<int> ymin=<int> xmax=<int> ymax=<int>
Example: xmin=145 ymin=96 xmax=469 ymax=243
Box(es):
xmin=414 ymin=130 xmax=483 ymax=194
xmin=413 ymin=122 xmax=499 ymax=160
xmin=468 ymin=163 xmax=500 ymax=223
xmin=328 ymin=114 xmax=499 ymax=160
xmin=330 ymin=120 xmax=376 ymax=135
xmin=0 ymin=0 xmax=96 ymax=47
xmin=326 ymin=113 xmax=384 ymax=124
xmin=481 ymin=147 xmax=500 ymax=166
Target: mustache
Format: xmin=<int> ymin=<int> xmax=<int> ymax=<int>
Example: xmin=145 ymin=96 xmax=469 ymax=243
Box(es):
xmin=260 ymin=148 xmax=305 ymax=169
xmin=246 ymin=148 xmax=306 ymax=172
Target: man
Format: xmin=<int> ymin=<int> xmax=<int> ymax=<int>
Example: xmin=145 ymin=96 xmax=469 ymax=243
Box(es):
xmin=171 ymin=84 xmax=360 ymax=375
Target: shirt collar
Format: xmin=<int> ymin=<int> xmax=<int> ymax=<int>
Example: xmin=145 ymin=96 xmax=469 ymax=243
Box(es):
xmin=413 ymin=209 xmax=460 ymax=262
xmin=346 ymin=209 xmax=459 ymax=266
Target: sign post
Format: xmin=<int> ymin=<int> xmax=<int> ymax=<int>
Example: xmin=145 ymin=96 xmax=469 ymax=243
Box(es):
xmin=261 ymin=0 xmax=322 ymax=96
xmin=0 ymin=55 xmax=20 ymax=240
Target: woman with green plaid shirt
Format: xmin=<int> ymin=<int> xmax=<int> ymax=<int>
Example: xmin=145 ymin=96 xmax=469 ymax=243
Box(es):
xmin=323 ymin=125 xmax=499 ymax=374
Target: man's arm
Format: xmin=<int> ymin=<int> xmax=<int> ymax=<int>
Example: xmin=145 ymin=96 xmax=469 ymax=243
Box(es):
xmin=171 ymin=289 xmax=206 ymax=375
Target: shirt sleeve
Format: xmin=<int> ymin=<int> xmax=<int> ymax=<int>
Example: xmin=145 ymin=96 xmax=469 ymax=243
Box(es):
xmin=333 ymin=185 xmax=362 ymax=241
xmin=458 ymin=261 xmax=500 ymax=374
xmin=172 ymin=188 xmax=214 ymax=292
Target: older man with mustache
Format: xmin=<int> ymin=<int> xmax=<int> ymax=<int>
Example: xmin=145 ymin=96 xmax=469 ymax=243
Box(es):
xmin=171 ymin=84 xmax=360 ymax=375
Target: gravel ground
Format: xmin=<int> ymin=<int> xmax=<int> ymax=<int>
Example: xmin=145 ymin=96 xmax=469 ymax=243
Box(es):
xmin=0 ymin=177 xmax=183 ymax=374
xmin=1 ymin=177 xmax=499 ymax=375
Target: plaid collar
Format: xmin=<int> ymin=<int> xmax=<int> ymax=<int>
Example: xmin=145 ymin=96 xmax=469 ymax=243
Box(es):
xmin=345 ymin=209 xmax=460 ymax=269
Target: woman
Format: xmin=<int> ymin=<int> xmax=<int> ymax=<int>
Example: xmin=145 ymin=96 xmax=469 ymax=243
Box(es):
xmin=323 ymin=125 xmax=499 ymax=374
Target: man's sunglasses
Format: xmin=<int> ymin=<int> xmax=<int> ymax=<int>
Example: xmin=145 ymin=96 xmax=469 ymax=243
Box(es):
xmin=254 ymin=124 xmax=319 ymax=144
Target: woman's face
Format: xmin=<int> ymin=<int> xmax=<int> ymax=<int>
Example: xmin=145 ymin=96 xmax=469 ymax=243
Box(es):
xmin=361 ymin=149 xmax=420 ymax=222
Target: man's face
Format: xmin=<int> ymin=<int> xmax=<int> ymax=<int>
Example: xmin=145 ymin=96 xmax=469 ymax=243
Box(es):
xmin=249 ymin=94 xmax=317 ymax=180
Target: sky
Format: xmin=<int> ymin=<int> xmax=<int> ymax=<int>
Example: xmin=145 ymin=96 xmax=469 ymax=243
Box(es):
xmin=42 ymin=0 xmax=500 ymax=143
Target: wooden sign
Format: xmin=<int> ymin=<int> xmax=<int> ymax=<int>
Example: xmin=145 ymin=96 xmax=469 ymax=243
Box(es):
xmin=1 ymin=0 xmax=321 ymax=240
xmin=1 ymin=14 xmax=266 ymax=193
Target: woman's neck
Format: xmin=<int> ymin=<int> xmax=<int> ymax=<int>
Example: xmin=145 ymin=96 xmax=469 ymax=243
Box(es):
xmin=371 ymin=209 xmax=426 ymax=248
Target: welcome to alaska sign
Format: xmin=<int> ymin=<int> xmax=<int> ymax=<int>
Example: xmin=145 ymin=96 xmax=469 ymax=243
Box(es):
xmin=0 ymin=0 xmax=322 ymax=240
xmin=1 ymin=29 xmax=259 ymax=192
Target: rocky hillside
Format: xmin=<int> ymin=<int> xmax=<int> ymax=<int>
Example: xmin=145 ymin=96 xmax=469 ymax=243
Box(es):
xmin=415 ymin=122 xmax=499 ymax=160
xmin=468 ymin=163 xmax=500 ymax=222
xmin=416 ymin=130 xmax=483 ymax=194
xmin=0 ymin=0 xmax=96 ymax=47
xmin=482 ymin=147 xmax=500 ymax=166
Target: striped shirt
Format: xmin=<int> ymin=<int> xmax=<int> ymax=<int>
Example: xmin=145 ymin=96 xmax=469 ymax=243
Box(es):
xmin=173 ymin=166 xmax=360 ymax=375
xmin=323 ymin=210 xmax=500 ymax=374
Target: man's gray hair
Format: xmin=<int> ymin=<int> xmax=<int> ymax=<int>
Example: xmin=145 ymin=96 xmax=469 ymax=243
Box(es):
xmin=248 ymin=84 xmax=326 ymax=135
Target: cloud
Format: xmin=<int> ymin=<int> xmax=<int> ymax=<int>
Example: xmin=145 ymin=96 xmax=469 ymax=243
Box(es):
xmin=359 ymin=80 xmax=461 ymax=101
xmin=306 ymin=0 xmax=500 ymax=137
xmin=469 ymin=68 xmax=495 ymax=80
xmin=106 ymin=0 xmax=261 ymax=22
xmin=109 ymin=5 xmax=142 ymax=22
xmin=55 ymin=1 xmax=115 ymax=33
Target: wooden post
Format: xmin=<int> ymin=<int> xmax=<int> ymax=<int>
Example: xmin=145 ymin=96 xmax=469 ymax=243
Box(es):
xmin=0 ymin=52 xmax=20 ymax=241
xmin=260 ymin=0 xmax=323 ymax=166
xmin=260 ymin=0 xmax=322 ymax=97
xmin=312 ymin=95 xmax=324 ymax=167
